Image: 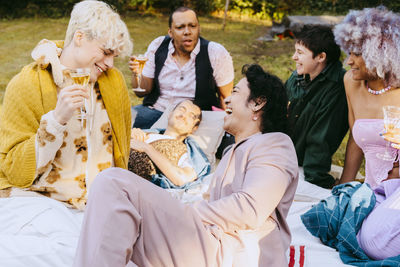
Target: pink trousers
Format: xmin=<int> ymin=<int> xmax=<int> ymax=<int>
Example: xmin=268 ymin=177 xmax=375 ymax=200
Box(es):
xmin=73 ymin=168 xmax=219 ymax=267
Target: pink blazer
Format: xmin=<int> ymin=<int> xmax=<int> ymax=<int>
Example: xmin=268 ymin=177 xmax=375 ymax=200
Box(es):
xmin=193 ymin=132 xmax=298 ymax=267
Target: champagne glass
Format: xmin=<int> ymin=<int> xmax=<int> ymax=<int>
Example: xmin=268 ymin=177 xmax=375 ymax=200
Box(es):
xmin=133 ymin=54 xmax=148 ymax=92
xmin=69 ymin=68 xmax=91 ymax=129
xmin=377 ymin=106 xmax=400 ymax=160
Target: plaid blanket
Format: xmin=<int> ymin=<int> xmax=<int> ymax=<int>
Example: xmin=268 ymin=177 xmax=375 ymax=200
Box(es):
xmin=301 ymin=182 xmax=400 ymax=266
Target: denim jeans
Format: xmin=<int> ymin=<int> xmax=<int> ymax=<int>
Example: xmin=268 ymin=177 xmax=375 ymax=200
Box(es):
xmin=132 ymin=105 xmax=163 ymax=129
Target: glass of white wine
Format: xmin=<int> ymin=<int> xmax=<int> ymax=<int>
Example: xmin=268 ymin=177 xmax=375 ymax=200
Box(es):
xmin=133 ymin=54 xmax=148 ymax=92
xmin=378 ymin=106 xmax=400 ymax=160
xmin=69 ymin=68 xmax=91 ymax=129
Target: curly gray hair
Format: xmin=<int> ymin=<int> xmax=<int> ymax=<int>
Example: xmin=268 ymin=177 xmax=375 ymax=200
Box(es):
xmin=334 ymin=6 xmax=400 ymax=87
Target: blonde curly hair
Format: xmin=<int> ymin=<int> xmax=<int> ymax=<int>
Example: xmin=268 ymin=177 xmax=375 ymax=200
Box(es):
xmin=65 ymin=0 xmax=133 ymax=57
xmin=334 ymin=6 xmax=400 ymax=87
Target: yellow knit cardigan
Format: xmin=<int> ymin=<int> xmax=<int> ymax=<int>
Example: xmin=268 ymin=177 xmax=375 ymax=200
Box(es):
xmin=0 ymin=62 xmax=131 ymax=189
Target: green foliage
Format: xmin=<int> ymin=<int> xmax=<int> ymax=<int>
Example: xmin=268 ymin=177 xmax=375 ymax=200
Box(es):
xmin=230 ymin=0 xmax=269 ymax=19
xmin=284 ymin=0 xmax=400 ymax=15
xmin=0 ymin=0 xmax=218 ymax=19
xmin=2 ymin=0 xmax=399 ymax=19
xmin=0 ymin=1 xmax=75 ymax=19
xmin=127 ymin=0 xmax=217 ymax=14
xmin=213 ymin=0 xmax=283 ymax=21
xmin=0 ymin=0 xmax=131 ymax=19
xmin=223 ymin=0 xmax=400 ymax=19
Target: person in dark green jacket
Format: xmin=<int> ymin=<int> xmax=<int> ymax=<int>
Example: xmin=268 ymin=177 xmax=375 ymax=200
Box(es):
xmin=286 ymin=25 xmax=348 ymax=188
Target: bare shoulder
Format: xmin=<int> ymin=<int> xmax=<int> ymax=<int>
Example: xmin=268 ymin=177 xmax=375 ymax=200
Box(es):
xmin=344 ymin=70 xmax=362 ymax=96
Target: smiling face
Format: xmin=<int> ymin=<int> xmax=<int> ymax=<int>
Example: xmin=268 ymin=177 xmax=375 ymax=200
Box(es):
xmin=168 ymin=100 xmax=201 ymax=136
xmin=224 ymin=78 xmax=254 ymax=136
xmin=292 ymin=42 xmax=326 ymax=80
xmin=74 ymin=33 xmax=118 ymax=82
xmin=168 ymin=10 xmax=200 ymax=55
xmin=346 ymin=52 xmax=373 ymax=81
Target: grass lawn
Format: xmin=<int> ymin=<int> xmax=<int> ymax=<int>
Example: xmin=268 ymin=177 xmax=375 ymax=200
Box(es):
xmin=0 ymin=14 xmax=349 ymax=169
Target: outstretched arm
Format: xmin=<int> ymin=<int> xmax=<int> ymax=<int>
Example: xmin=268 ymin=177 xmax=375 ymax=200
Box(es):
xmin=338 ymin=132 xmax=363 ymax=184
xmin=338 ymin=71 xmax=364 ymax=184
xmin=130 ymin=139 xmax=196 ymax=186
xmin=209 ymin=42 xmax=234 ymax=110
xmin=128 ymin=36 xmax=165 ymax=97
xmin=217 ymin=81 xmax=233 ymax=109
xmin=128 ymin=56 xmax=153 ymax=97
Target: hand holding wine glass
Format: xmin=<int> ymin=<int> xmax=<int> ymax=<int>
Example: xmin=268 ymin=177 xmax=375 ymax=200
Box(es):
xmin=377 ymin=105 xmax=400 ymax=160
xmin=69 ymin=68 xmax=91 ymax=128
xmin=53 ymin=83 xmax=89 ymax=125
xmin=129 ymin=54 xmax=148 ymax=92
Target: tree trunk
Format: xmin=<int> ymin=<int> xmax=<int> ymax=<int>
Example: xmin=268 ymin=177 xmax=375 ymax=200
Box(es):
xmin=222 ymin=0 xmax=230 ymax=31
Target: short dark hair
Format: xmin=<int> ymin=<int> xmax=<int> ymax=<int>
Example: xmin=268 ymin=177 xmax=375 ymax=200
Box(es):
xmin=242 ymin=64 xmax=288 ymax=134
xmin=173 ymin=100 xmax=202 ymax=127
xmin=168 ymin=7 xmax=198 ymax=28
xmin=295 ymin=25 xmax=341 ymax=64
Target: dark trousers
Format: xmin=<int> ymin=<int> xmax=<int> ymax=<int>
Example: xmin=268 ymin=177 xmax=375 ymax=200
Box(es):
xmin=132 ymin=104 xmax=163 ymax=129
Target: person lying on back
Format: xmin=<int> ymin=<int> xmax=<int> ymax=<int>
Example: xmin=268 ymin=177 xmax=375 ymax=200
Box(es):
xmin=129 ymin=100 xmax=210 ymax=188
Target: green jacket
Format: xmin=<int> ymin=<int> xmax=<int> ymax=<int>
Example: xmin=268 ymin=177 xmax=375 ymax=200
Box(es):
xmin=286 ymin=61 xmax=348 ymax=188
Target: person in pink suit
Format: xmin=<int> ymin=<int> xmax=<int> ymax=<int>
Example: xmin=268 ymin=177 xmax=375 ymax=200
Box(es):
xmin=73 ymin=64 xmax=299 ymax=267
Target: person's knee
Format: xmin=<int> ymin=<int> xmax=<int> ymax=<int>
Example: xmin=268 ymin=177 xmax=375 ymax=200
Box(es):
xmin=90 ymin=168 xmax=133 ymax=196
xmin=359 ymin=231 xmax=391 ymax=259
xmin=358 ymin=210 xmax=400 ymax=259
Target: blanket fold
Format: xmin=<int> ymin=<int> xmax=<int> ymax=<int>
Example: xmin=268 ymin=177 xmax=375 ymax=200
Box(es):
xmin=301 ymin=182 xmax=400 ymax=266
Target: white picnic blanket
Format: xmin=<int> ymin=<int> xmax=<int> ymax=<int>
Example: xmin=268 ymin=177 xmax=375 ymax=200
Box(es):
xmin=0 ymin=197 xmax=83 ymax=267
xmin=286 ymin=168 xmax=353 ymax=267
xmin=0 ymin=172 xmax=354 ymax=267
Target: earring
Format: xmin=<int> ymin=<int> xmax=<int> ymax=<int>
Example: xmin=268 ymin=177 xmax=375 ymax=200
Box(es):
xmin=252 ymin=116 xmax=258 ymax=121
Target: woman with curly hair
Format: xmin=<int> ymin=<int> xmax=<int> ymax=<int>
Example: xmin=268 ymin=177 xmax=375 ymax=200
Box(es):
xmin=73 ymin=64 xmax=298 ymax=267
xmin=335 ymin=7 xmax=400 ymax=260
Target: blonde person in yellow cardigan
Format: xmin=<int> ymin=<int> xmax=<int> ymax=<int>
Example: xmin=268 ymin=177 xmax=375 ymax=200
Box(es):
xmin=0 ymin=0 xmax=132 ymax=210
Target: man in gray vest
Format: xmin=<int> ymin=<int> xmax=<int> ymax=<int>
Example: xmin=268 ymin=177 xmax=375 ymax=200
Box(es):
xmin=129 ymin=7 xmax=234 ymax=129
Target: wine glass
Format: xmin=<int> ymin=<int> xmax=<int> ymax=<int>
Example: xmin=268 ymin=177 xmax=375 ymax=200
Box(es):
xmin=133 ymin=54 xmax=148 ymax=92
xmin=377 ymin=105 xmax=400 ymax=160
xmin=69 ymin=68 xmax=91 ymax=129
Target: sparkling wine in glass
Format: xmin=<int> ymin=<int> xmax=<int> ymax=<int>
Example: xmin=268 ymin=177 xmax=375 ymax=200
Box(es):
xmin=133 ymin=54 xmax=148 ymax=92
xmin=377 ymin=106 xmax=400 ymax=160
xmin=69 ymin=68 xmax=91 ymax=128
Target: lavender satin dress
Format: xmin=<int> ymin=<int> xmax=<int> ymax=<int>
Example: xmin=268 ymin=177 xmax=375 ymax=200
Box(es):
xmin=353 ymin=119 xmax=400 ymax=260
xmin=352 ymin=119 xmax=400 ymax=189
